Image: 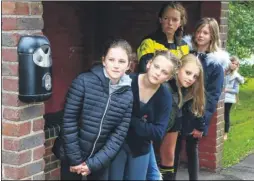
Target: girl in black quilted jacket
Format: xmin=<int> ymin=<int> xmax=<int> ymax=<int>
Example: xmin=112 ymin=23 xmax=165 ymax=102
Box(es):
xmin=59 ymin=39 xmax=134 ymax=180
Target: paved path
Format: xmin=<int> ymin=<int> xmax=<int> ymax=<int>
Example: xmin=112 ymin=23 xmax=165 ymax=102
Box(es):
xmin=176 ymin=153 xmax=254 ymax=180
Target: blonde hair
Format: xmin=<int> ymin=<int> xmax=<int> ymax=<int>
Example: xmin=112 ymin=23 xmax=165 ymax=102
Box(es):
xmin=152 ymin=50 xmax=180 ymax=75
xmin=151 ymin=50 xmax=183 ymax=107
xmin=228 ymin=56 xmax=241 ymax=104
xmin=227 ymin=56 xmax=240 ymax=74
xmin=177 ymin=54 xmax=205 ymax=117
xmin=192 ymin=17 xmax=221 ymax=52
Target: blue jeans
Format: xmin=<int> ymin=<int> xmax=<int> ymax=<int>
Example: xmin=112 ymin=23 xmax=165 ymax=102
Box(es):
xmin=109 ymin=143 xmax=151 ymax=180
xmin=147 ymin=144 xmax=162 ymax=180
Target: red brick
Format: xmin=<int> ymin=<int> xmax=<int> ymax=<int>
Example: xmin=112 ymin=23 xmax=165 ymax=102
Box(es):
xmin=4 ymin=160 xmax=44 ymax=179
xmin=2 ymin=17 xmax=17 ymax=31
xmin=16 ymin=2 xmax=29 ymax=15
xmin=3 ymin=104 xmax=45 ymax=122
xmin=2 ymin=150 xmax=32 ymax=165
xmin=201 ymin=137 xmax=217 ymax=147
xmin=2 ymin=2 xmax=16 ymax=15
xmin=199 ymin=152 xmax=217 ymax=162
xmin=2 ymin=121 xmax=31 ymax=137
xmin=200 ymin=159 xmax=217 ymax=170
xmin=33 ymin=146 xmax=45 ymax=161
xmin=2 ymin=33 xmax=21 ymax=47
xmin=3 ymin=137 xmax=20 ymax=151
xmin=3 ymin=108 xmax=20 ymax=121
xmin=4 ymin=132 xmax=45 ymax=151
xmin=50 ymin=168 xmax=60 ymax=177
xmin=2 ymin=77 xmax=19 ymax=92
xmin=44 ymin=139 xmax=53 ymax=148
xmin=33 ymin=118 xmax=45 ymax=132
xmin=2 ymin=93 xmax=25 ymax=107
xmin=45 ymin=147 xmax=53 ymax=157
xmin=199 ymin=143 xmax=216 ymax=154
xmin=2 ymin=48 xmax=18 ymax=62
xmin=44 ymin=155 xmax=51 ymax=165
xmin=30 ymin=2 xmax=43 ymax=15
xmin=2 ymin=62 xmax=18 ymax=76
xmin=4 ymin=165 xmax=26 ymax=179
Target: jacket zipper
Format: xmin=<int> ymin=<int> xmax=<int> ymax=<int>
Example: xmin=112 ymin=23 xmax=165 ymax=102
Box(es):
xmin=87 ymin=86 xmax=128 ymax=158
xmin=88 ymin=94 xmax=112 ymax=158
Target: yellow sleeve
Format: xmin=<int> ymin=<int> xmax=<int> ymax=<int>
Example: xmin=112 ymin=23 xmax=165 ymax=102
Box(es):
xmin=181 ymin=44 xmax=190 ymax=56
xmin=137 ymin=39 xmax=155 ymax=61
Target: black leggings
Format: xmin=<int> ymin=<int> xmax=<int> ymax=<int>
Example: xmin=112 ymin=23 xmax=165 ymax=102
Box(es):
xmin=224 ymin=103 xmax=233 ymax=133
xmin=174 ymin=135 xmax=199 ymax=180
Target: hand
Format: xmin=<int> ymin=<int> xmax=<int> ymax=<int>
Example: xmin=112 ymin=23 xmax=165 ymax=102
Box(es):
xmin=70 ymin=163 xmax=84 ymax=174
xmin=80 ymin=162 xmax=91 ymax=176
xmin=191 ymin=129 xmax=203 ymax=139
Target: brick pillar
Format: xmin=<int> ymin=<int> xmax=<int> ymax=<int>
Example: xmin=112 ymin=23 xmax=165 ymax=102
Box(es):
xmin=2 ymin=1 xmax=46 ymax=180
xmin=197 ymin=1 xmax=229 ymax=172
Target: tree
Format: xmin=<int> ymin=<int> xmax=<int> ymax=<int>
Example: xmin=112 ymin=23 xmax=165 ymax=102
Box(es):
xmin=227 ymin=1 xmax=254 ymax=59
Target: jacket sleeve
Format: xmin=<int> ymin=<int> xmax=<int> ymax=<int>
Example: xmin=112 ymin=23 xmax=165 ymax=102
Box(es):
xmin=61 ymin=74 xmax=85 ymax=166
xmin=137 ymin=39 xmax=154 ymax=73
xmin=225 ymin=83 xmax=239 ymax=94
xmin=204 ymin=65 xmax=224 ymax=130
xmin=236 ymin=74 xmax=245 ymax=84
xmin=85 ymin=101 xmax=133 ymax=173
xmin=194 ymin=116 xmax=205 ymax=132
xmin=130 ymin=94 xmax=172 ymax=142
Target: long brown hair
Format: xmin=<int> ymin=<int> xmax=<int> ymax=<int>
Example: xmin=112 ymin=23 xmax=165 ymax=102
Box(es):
xmin=178 ymin=54 xmax=205 ymax=117
xmin=192 ymin=17 xmax=221 ymax=53
xmin=158 ymin=2 xmax=188 ymax=46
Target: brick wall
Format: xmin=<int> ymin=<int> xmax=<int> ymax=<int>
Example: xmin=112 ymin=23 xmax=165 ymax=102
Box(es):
xmin=2 ymin=1 xmax=46 ymax=180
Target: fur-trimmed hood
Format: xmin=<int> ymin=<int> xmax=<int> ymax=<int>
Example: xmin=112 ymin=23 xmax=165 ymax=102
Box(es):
xmin=183 ymin=35 xmax=230 ymax=70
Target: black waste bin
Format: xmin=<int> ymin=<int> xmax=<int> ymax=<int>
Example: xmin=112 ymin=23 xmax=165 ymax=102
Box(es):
xmin=18 ymin=35 xmax=52 ymax=103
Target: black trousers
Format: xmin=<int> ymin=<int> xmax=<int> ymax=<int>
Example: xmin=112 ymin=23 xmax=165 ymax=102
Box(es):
xmin=60 ymin=160 xmax=109 ymax=180
xmin=224 ymin=103 xmax=233 ymax=133
xmin=174 ymin=135 xmax=199 ymax=180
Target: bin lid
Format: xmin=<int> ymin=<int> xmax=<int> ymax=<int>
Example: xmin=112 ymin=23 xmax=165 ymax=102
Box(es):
xmin=17 ymin=35 xmax=50 ymax=54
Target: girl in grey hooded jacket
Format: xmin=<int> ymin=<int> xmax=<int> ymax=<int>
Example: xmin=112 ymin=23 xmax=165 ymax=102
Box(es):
xmin=224 ymin=56 xmax=244 ymax=140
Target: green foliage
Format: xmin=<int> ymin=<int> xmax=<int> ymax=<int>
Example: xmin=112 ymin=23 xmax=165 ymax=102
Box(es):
xmin=239 ymin=64 xmax=254 ymax=78
xmin=227 ymin=2 xmax=254 ymax=59
xmin=222 ymin=78 xmax=254 ymax=167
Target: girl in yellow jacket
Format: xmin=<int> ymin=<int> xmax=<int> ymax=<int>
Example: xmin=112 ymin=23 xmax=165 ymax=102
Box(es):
xmin=137 ymin=2 xmax=189 ymax=73
xmin=137 ymin=2 xmax=190 ymax=180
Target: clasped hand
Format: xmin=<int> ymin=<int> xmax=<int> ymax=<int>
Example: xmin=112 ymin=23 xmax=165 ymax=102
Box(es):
xmin=70 ymin=162 xmax=91 ymax=176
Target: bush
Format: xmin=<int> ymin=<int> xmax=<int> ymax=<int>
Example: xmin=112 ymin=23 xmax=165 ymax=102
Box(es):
xmin=239 ymin=64 xmax=254 ymax=78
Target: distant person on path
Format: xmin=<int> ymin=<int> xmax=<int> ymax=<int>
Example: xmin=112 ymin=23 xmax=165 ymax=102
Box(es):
xmin=224 ymin=56 xmax=245 ymax=140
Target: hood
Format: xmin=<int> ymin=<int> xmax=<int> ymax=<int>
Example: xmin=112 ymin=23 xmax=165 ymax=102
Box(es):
xmin=182 ymin=35 xmax=193 ymax=50
xmin=183 ymin=35 xmax=230 ymax=70
xmin=91 ymin=64 xmax=132 ymax=94
xmin=103 ymin=68 xmax=132 ymax=94
xmin=91 ymin=64 xmax=109 ymax=93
